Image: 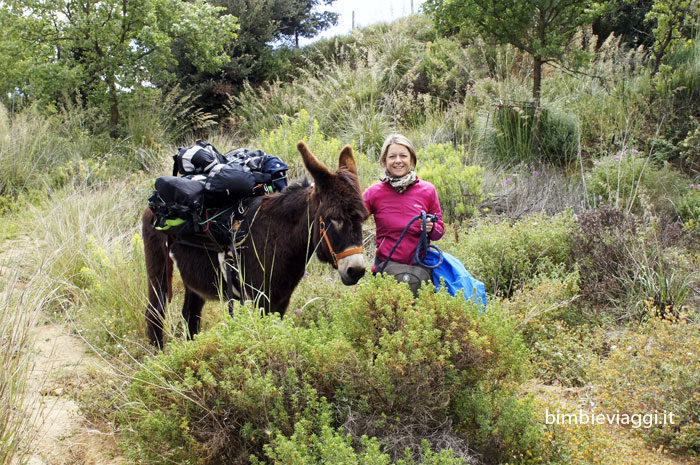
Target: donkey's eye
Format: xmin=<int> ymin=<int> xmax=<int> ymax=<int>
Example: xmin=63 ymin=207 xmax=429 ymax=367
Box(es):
xmin=331 ymin=219 xmax=344 ymax=230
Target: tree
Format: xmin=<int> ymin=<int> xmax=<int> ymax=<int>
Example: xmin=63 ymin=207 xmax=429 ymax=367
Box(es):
xmin=5 ymin=0 xmax=238 ymax=126
xmin=645 ymin=0 xmax=696 ymax=75
xmin=592 ymin=0 xmax=655 ymax=49
xmin=170 ymin=0 xmax=338 ymax=112
xmin=278 ymin=0 xmax=339 ymax=48
xmin=424 ymin=0 xmax=605 ymax=104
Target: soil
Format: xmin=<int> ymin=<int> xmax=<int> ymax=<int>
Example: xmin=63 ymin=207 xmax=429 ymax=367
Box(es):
xmin=24 ymin=322 xmax=122 ymax=465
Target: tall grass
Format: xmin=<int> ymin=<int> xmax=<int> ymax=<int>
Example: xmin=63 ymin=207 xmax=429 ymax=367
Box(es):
xmin=22 ymin=180 xmax=152 ymax=353
xmin=0 ymin=104 xmax=70 ymax=199
xmin=0 ymin=273 xmax=47 ymax=465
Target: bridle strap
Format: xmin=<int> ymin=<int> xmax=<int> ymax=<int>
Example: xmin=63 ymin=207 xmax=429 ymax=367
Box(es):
xmin=319 ymin=215 xmax=363 ymax=269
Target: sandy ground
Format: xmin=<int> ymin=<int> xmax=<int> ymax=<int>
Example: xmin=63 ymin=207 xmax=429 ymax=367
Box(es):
xmin=24 ymin=322 xmax=122 ymax=465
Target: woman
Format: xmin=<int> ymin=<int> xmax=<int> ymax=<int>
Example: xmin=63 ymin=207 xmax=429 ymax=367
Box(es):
xmin=364 ymin=134 xmax=445 ymax=277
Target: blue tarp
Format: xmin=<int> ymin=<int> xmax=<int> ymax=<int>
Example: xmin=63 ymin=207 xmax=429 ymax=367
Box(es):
xmin=424 ymin=249 xmax=487 ymax=311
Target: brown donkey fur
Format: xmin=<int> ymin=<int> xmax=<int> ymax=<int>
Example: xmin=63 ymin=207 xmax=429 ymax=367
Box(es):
xmin=142 ymin=141 xmax=368 ymax=347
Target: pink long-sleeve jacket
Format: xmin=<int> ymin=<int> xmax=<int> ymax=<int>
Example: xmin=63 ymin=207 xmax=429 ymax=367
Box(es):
xmin=363 ymin=179 xmax=444 ymax=272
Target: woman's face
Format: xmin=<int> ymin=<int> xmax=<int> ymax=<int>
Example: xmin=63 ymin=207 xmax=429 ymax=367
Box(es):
xmin=384 ymin=143 xmax=412 ymax=177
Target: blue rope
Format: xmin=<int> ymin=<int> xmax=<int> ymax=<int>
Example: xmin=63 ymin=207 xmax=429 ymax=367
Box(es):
xmin=378 ymin=210 xmax=443 ymax=274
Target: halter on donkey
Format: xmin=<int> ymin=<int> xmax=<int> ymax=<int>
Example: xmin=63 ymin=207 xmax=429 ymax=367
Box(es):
xmin=142 ymin=141 xmax=369 ymax=348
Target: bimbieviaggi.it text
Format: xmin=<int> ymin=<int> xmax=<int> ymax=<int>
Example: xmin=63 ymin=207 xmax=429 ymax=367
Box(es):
xmin=546 ymin=409 xmax=675 ymax=429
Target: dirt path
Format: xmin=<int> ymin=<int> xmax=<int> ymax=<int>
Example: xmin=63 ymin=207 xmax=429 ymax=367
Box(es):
xmin=25 ymin=322 xmax=122 ymax=465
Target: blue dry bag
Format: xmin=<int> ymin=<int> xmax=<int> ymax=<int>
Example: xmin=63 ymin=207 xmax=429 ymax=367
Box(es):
xmin=423 ymin=249 xmax=487 ymax=311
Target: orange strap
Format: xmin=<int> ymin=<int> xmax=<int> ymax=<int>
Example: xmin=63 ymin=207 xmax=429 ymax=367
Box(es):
xmin=319 ymin=216 xmax=364 ymax=269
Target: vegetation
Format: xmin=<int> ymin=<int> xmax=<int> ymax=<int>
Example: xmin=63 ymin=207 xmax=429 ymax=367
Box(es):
xmin=423 ymin=0 xmax=602 ymax=102
xmin=2 ymin=2 xmax=700 ymax=465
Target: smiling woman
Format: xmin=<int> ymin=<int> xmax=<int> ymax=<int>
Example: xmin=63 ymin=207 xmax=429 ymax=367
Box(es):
xmin=363 ymin=134 xmax=444 ymax=293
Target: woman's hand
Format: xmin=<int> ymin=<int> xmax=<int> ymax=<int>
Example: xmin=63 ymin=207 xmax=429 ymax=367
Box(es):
xmin=425 ymin=218 xmax=434 ymax=233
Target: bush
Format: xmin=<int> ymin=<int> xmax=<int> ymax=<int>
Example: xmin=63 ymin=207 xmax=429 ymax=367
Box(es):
xmin=483 ymin=105 xmax=579 ymax=167
xmin=260 ymin=411 xmax=469 ymax=465
xmin=572 ymin=207 xmax=695 ymax=321
xmin=499 ymin=267 xmax=609 ymax=386
xmin=442 ymin=212 xmax=578 ymax=297
xmin=412 ymin=38 xmax=473 ymax=102
xmin=592 ymin=316 xmax=700 ymax=455
xmin=416 ymin=143 xmax=484 ymax=222
xmin=117 ymin=275 xmax=550 ymax=465
xmin=538 ymin=108 xmax=580 ymax=167
xmin=253 ymin=109 xmax=376 ymax=190
xmin=676 ymin=184 xmax=700 ymax=226
xmin=571 ymin=207 xmax=640 ymax=313
xmin=586 ymin=150 xmax=687 ymax=216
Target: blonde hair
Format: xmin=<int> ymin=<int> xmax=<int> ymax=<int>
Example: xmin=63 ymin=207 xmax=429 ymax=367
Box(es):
xmin=379 ymin=134 xmax=417 ymax=168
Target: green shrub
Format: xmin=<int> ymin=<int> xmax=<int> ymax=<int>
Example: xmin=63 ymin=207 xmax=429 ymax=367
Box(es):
xmin=586 ymin=150 xmax=687 ymax=216
xmin=442 ymin=212 xmax=578 ymax=297
xmin=117 ymin=275 xmax=549 ymax=464
xmin=254 ymin=109 xmax=376 ymax=189
xmin=412 ymin=38 xmax=473 ymax=102
xmin=680 ymin=117 xmax=700 ymax=169
xmin=260 ymin=411 xmax=469 ymax=465
xmin=538 ymin=107 xmax=580 ymax=167
xmin=676 ymin=184 xmax=700 ymax=226
xmin=416 ymin=143 xmax=484 ymax=221
xmin=648 ymin=137 xmax=680 ymax=163
xmin=483 ymin=105 xmax=579 ymax=167
xmin=592 ymin=316 xmax=700 ymax=455
xmin=119 ymin=307 xmax=345 ymax=465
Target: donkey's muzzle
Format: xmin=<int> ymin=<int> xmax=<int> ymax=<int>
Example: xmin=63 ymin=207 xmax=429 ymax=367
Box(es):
xmin=342 ymin=265 xmax=365 ymax=285
xmin=337 ymin=250 xmax=365 ymax=285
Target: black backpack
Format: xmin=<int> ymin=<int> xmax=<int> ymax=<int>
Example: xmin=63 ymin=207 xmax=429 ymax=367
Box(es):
xmin=149 ymin=176 xmax=205 ymax=236
xmin=150 ymin=142 xmax=288 ymax=241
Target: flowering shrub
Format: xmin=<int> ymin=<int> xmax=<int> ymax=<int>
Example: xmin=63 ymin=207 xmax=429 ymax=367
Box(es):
xmin=676 ymin=184 xmax=700 ymax=233
xmin=591 ymin=315 xmax=700 ymax=455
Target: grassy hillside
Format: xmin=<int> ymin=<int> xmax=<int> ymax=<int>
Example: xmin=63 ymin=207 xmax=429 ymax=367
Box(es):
xmin=1 ymin=13 xmax=699 ymax=465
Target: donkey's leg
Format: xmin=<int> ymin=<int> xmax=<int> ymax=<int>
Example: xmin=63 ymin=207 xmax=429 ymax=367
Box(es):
xmin=142 ymin=209 xmax=172 ymax=348
xmin=270 ymin=294 xmax=292 ymax=317
xmin=182 ymin=288 xmax=205 ymax=340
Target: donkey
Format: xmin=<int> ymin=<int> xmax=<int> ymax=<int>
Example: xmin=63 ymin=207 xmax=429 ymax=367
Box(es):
xmin=142 ymin=141 xmax=368 ymax=347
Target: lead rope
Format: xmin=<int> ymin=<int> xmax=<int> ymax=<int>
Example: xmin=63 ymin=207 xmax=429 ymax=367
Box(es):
xmin=378 ymin=211 xmax=443 ymax=274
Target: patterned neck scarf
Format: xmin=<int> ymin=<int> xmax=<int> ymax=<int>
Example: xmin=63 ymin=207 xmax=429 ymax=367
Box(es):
xmin=381 ymin=168 xmax=418 ymax=194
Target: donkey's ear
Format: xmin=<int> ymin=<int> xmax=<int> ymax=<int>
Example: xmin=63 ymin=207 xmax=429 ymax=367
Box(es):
xmin=338 ymin=145 xmax=358 ymax=175
xmin=298 ymin=141 xmax=332 ymax=184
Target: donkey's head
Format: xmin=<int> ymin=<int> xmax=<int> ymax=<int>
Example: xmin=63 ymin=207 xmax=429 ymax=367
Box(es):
xmin=297 ymin=141 xmax=369 ymax=285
